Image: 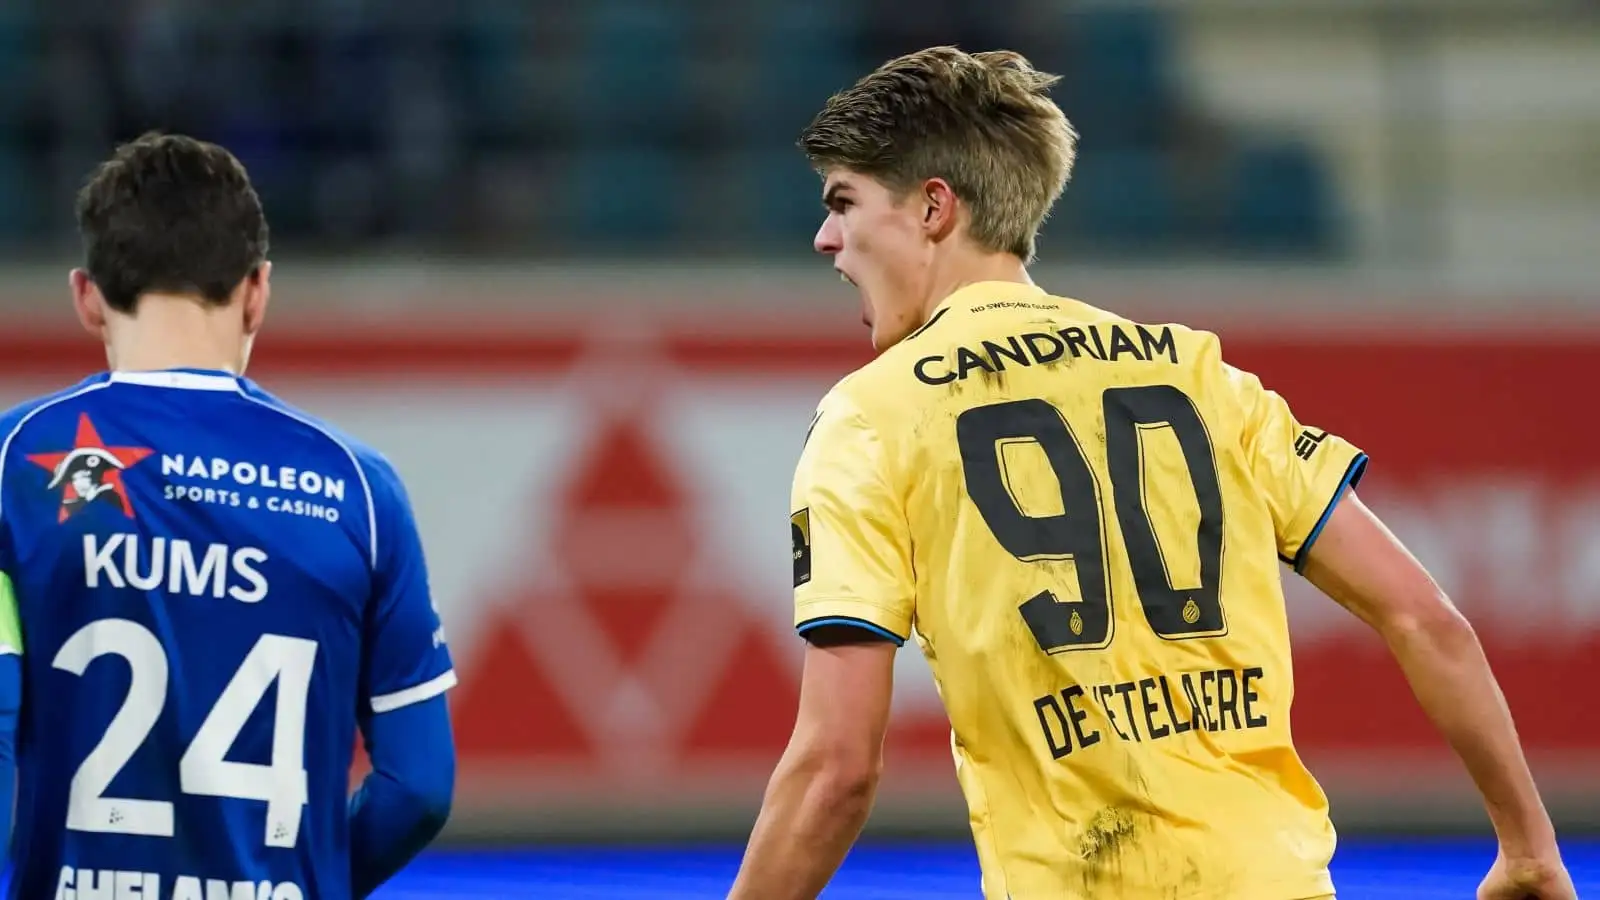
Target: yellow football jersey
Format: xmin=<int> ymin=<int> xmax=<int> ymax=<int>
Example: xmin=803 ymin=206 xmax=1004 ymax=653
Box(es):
xmin=790 ymin=282 xmax=1366 ymax=900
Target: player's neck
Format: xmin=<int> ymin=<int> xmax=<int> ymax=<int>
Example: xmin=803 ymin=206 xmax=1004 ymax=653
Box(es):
xmin=922 ymin=251 xmax=1034 ymax=319
xmin=104 ymin=295 xmax=246 ymax=376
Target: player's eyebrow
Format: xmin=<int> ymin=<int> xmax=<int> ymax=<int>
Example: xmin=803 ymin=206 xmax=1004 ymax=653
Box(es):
xmin=822 ymin=183 xmax=851 ymax=207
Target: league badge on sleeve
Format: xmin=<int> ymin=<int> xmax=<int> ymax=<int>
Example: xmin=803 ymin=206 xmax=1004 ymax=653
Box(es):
xmin=791 ymin=508 xmax=811 ymax=587
xmin=1293 ymin=427 xmax=1328 ymax=461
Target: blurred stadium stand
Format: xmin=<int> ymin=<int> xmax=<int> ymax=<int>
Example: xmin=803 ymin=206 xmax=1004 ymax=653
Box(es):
xmin=0 ymin=0 xmax=1596 ymax=850
xmin=0 ymin=0 xmax=1364 ymax=258
xmin=0 ymin=0 xmax=1590 ymax=275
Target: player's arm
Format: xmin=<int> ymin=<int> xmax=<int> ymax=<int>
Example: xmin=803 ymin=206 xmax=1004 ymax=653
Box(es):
xmin=1222 ymin=357 xmax=1569 ymax=893
xmin=349 ymin=696 xmax=455 ymax=899
xmin=728 ymin=398 xmax=913 ymax=900
xmin=1301 ymin=495 xmax=1567 ymax=888
xmin=728 ymin=630 xmax=896 ymax=900
xmin=0 ymin=429 xmax=24 ymax=855
xmin=349 ymin=453 xmax=457 ymax=898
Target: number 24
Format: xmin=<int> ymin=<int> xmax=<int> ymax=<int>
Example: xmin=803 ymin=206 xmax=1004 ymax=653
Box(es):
xmin=53 ymin=620 xmax=316 ymax=848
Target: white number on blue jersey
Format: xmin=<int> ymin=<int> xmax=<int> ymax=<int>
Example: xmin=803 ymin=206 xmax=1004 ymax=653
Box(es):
xmin=52 ymin=618 xmax=318 ymax=848
xmin=181 ymin=634 xmax=316 ymax=848
xmin=53 ymin=620 xmax=174 ymax=838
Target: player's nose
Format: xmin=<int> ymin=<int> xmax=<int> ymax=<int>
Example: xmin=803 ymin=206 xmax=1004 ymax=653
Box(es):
xmin=813 ymin=218 xmax=841 ymax=255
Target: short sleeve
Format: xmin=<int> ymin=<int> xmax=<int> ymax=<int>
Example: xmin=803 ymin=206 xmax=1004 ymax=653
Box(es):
xmin=1226 ymin=364 xmax=1368 ymax=572
xmin=359 ymin=453 xmax=457 ymax=713
xmin=791 ymin=391 xmax=915 ymax=645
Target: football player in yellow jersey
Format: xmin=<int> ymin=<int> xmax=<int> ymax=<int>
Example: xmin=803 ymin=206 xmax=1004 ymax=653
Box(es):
xmin=726 ymin=47 xmax=1576 ymax=900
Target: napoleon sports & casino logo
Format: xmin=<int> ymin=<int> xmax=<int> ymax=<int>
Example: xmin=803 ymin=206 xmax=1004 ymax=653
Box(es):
xmin=27 ymin=413 xmax=155 ymax=522
xmin=23 ymin=407 xmax=355 ymax=528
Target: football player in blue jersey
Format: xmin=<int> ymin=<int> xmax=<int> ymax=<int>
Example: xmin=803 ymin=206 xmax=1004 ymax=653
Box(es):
xmin=0 ymin=132 xmax=456 ymax=900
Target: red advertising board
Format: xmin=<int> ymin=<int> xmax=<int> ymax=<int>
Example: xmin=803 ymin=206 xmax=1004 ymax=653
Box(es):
xmin=2 ymin=321 xmax=1595 ymax=830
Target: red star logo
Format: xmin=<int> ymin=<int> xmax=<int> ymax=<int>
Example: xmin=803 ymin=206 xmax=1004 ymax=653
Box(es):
xmin=27 ymin=414 xmax=155 ymax=522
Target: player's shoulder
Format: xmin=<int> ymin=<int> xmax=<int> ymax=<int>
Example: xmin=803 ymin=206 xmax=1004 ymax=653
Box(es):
xmin=1052 ymin=298 xmax=1241 ymax=389
xmin=0 ymin=374 xmax=116 ymax=461
xmin=794 ymin=356 xmax=913 ymax=475
xmin=234 ymin=380 xmax=404 ymax=491
xmin=823 ymin=319 xmax=953 ymax=417
xmin=806 ymin=367 xmax=876 ymax=440
xmin=1052 ymin=295 xmax=1222 ymax=354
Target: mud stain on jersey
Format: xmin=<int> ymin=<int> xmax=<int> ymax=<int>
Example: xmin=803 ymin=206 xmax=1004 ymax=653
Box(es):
xmin=1076 ymin=806 xmax=1139 ymax=864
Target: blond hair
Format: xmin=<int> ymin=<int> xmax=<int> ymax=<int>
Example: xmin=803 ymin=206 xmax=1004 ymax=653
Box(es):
xmin=798 ymin=46 xmax=1078 ymax=262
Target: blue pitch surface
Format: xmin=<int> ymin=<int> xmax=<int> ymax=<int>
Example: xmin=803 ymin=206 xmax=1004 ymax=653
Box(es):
xmin=376 ymin=838 xmax=1600 ymax=898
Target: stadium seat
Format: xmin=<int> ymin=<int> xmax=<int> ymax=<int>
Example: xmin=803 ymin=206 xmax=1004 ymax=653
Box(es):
xmin=1059 ymin=7 xmax=1177 ymax=150
xmin=1057 ymin=148 xmax=1179 ymax=254
xmin=745 ymin=1 xmax=858 ymax=148
xmin=572 ymin=1 xmax=691 ymax=144
xmin=1222 ymin=138 xmax=1338 ymax=255
xmin=734 ymin=149 xmax=827 ymax=245
xmin=563 ymin=146 xmax=682 ymax=246
xmin=0 ymin=142 xmax=33 ymax=240
xmin=455 ymin=1 xmax=536 ymax=148
xmin=216 ymin=114 xmax=315 ymax=237
xmin=0 ymin=6 xmax=36 ymax=129
xmin=307 ymin=19 xmax=384 ymax=159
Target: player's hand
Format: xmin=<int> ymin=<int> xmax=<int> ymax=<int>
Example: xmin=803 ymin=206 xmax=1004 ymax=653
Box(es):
xmin=1478 ymin=848 xmax=1577 ymax=899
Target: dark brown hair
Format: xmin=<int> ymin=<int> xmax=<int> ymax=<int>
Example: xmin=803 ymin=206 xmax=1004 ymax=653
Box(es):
xmin=76 ymin=132 xmax=269 ymax=313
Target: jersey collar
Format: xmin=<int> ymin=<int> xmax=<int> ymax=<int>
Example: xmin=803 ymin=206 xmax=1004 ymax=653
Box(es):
xmin=110 ymin=368 xmax=241 ymax=392
xmin=926 ymin=280 xmax=1049 ymax=320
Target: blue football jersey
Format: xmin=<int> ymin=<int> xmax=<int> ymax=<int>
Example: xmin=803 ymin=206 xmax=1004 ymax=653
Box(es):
xmin=0 ymin=368 xmax=455 ymax=900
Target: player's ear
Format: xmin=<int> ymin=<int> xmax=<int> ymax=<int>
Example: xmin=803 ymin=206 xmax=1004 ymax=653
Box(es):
xmin=242 ymin=261 xmax=272 ymax=337
xmin=69 ymin=268 xmax=108 ymax=340
xmin=920 ymin=178 xmax=959 ymax=241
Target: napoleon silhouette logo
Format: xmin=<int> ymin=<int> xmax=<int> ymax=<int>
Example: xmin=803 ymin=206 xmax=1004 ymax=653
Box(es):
xmin=27 ymin=413 xmax=155 ymax=521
